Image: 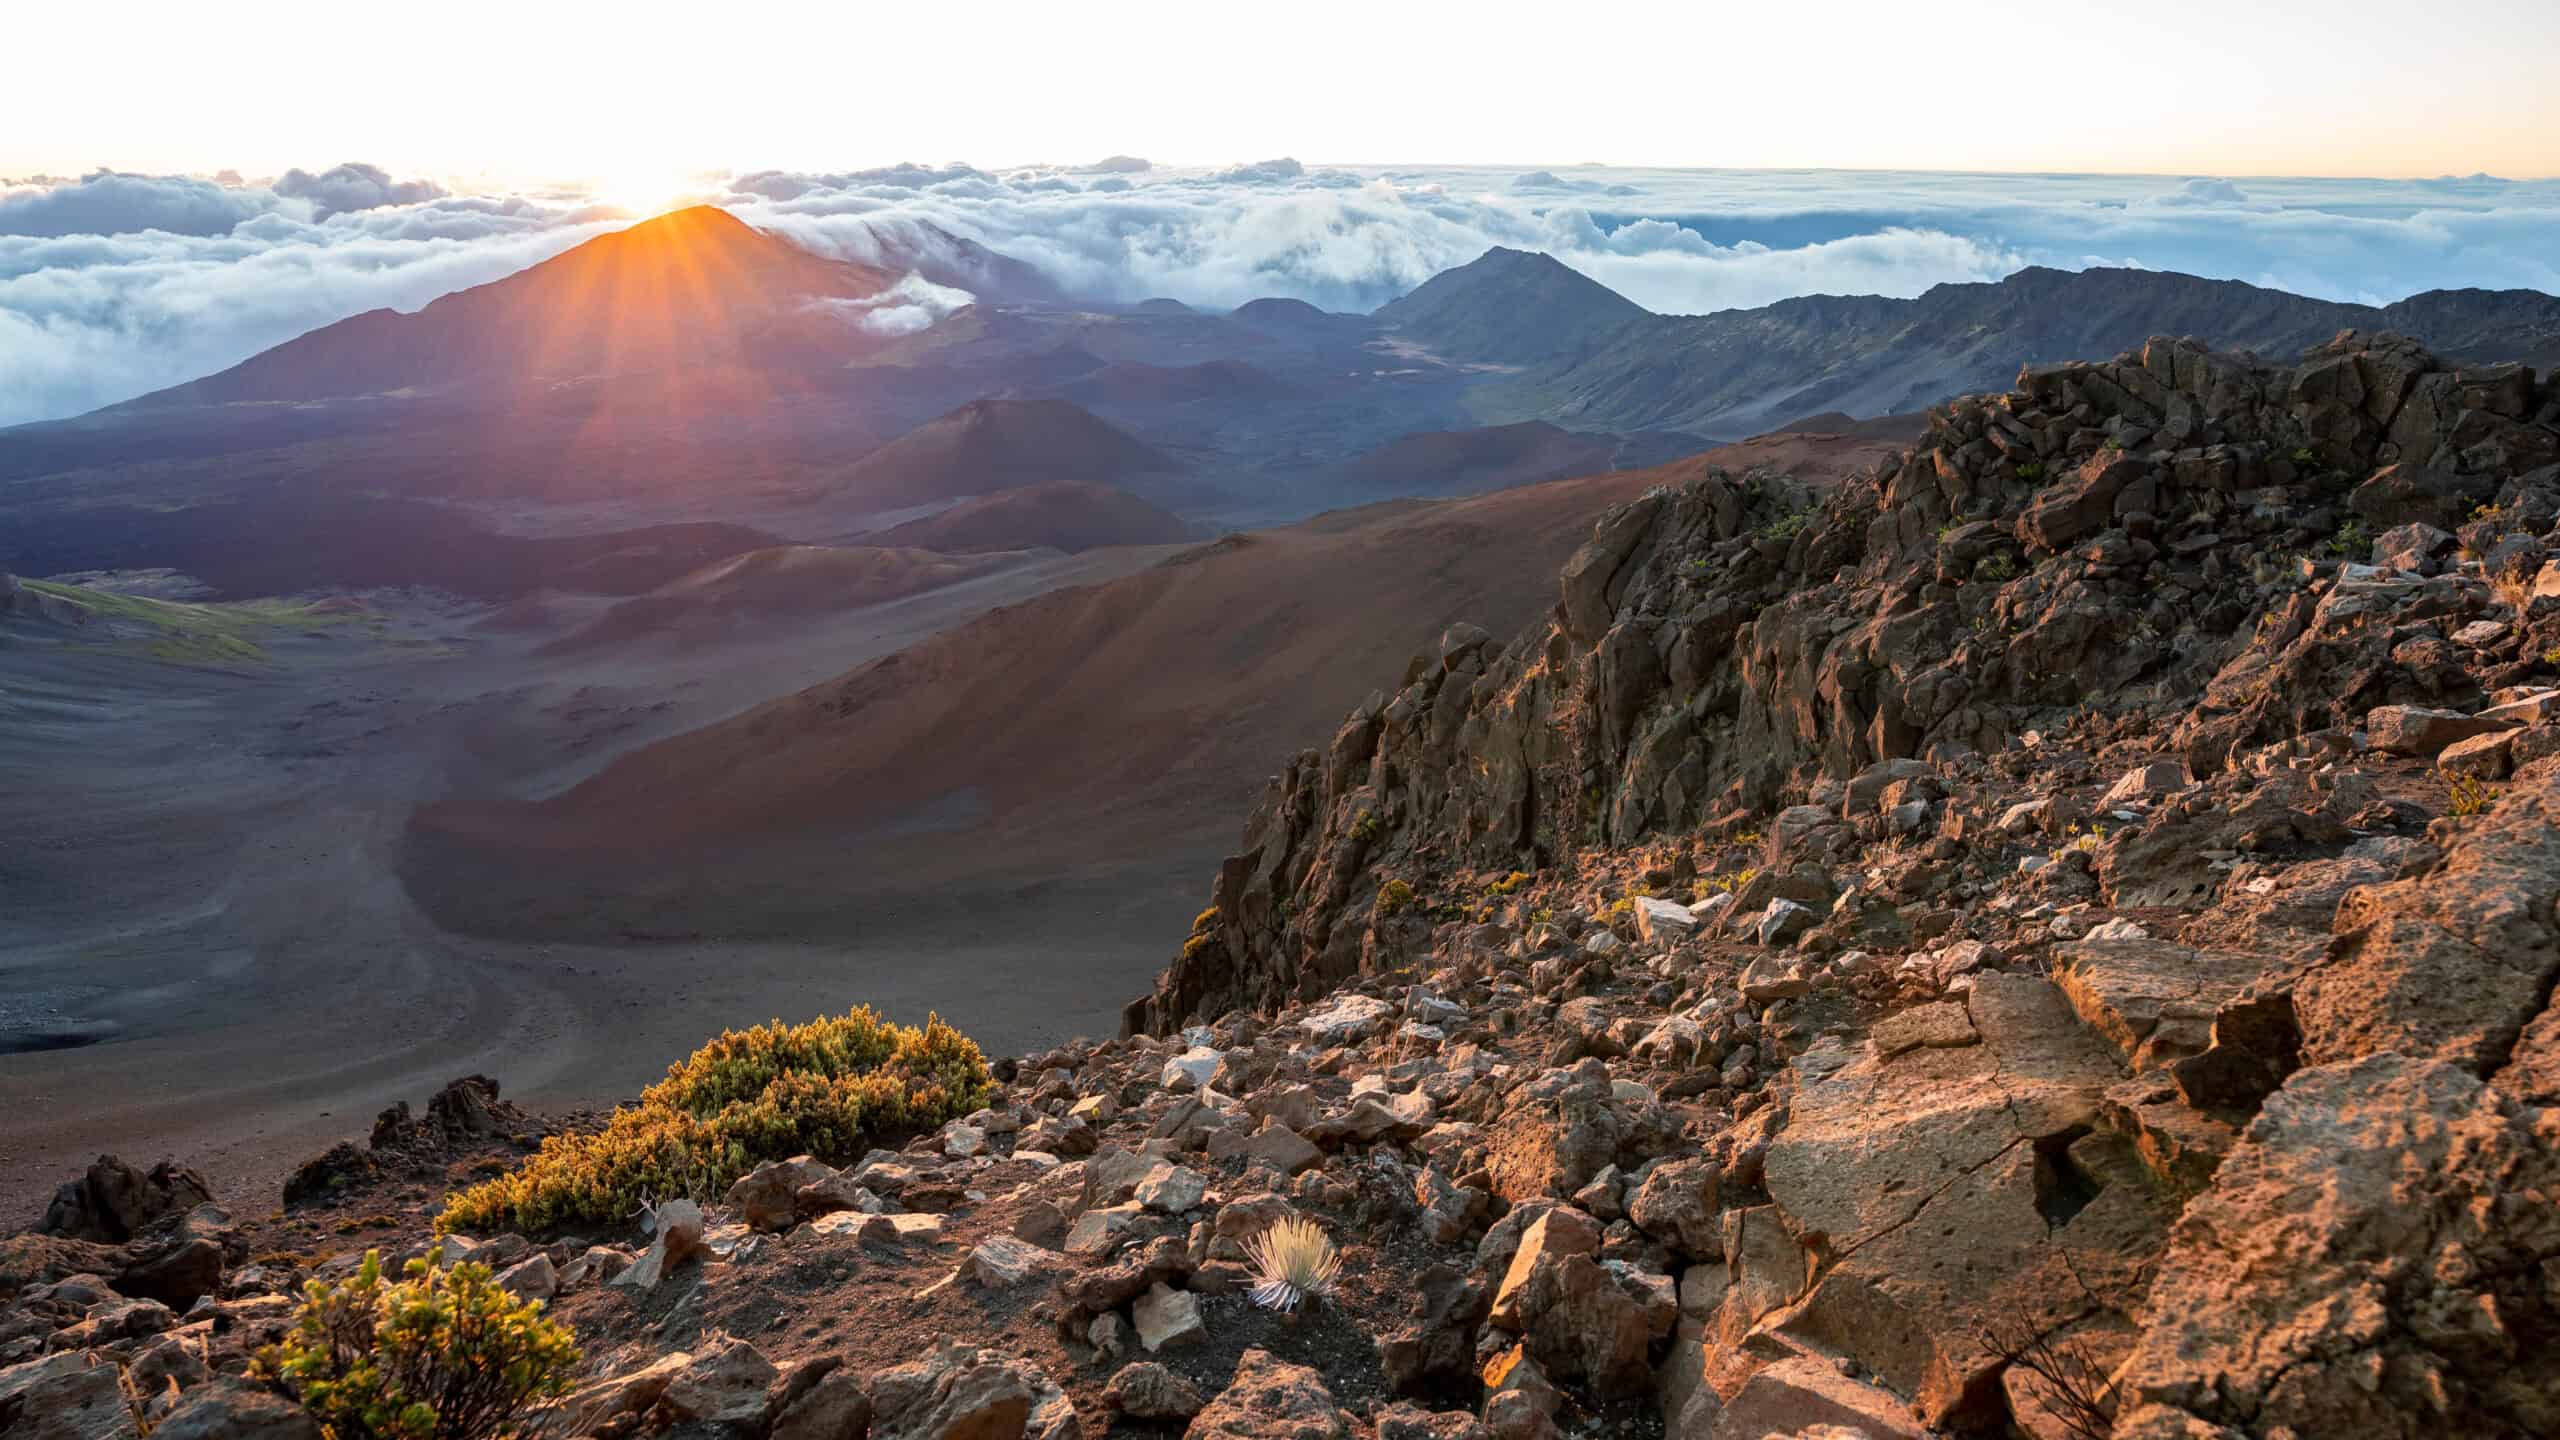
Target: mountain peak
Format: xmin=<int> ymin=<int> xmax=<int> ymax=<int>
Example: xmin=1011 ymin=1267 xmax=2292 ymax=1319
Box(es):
xmin=1377 ymin=247 xmax=1646 ymax=365
xmin=124 ymin=206 xmax=895 ymax=409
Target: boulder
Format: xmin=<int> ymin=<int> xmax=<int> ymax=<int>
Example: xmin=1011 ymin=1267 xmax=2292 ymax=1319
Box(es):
xmin=2364 ymin=704 xmax=2513 ymax=759
xmin=1134 ymin=1164 xmax=1208 ymax=1214
xmin=1106 ymin=1362 xmax=1206 ymax=1420
xmin=560 ymin=1351 xmax=692 ymax=1433
xmin=1737 ymin=955 xmax=1810 ymax=1004
xmin=40 ymin=1157 xmax=213 ymax=1244
xmin=493 ymin=1252 xmax=557 ymax=1302
xmin=2118 ymin=1055 xmax=2560 ymax=1437
xmin=608 ymin=1199 xmax=705 ymax=1292
xmin=2436 ymin=729 xmax=2517 ymax=779
xmin=1710 ymin=1357 xmax=1926 ymax=1439
xmin=725 ymin=1156 xmax=837 ymax=1232
xmin=1133 ymin=1282 xmax=1205 ymax=1352
xmin=149 ymin=1379 xmax=322 ymax=1440
xmin=1515 ymin=1251 xmax=1652 ymax=1399
xmin=1559 ymin=496 xmax=1662 ymax=644
xmin=1869 ymin=1001 xmax=1977 ymax=1057
xmin=2297 ymin=770 xmax=2560 ymax=1071
xmin=1162 ymin=1046 xmax=1224 ymax=1091
xmin=869 ymin=1343 xmax=1078 ymax=1440
xmin=1634 ymin=897 xmax=1697 ymax=940
xmin=114 ymin=1237 xmax=225 ymax=1309
xmin=1376 ymin=1403 xmax=1493 ymax=1440
xmin=1186 ymin=1349 xmax=1353 ymax=1440
xmin=969 ymin=1235 xmax=1067 ymax=1290
xmin=663 ymin=1336 xmax=780 ymax=1427
xmin=0 ymin=1353 xmax=135 ymax=1440
xmin=1213 ymin=1120 xmax=1321 ymax=1175
xmin=771 ymin=1371 xmax=872 ymax=1440
xmin=1754 ymin=899 xmax=1815 ymax=948
xmin=1300 ymin=994 xmax=1396 ymax=1043
xmin=1489 ymin=1206 xmax=1602 ymax=1328
xmin=2101 ymin=760 xmax=2190 ymax=806
xmin=1377 ymin=1263 xmax=1490 ymax=1395
xmin=2053 ymin=939 xmax=2264 ymax=1073
xmin=1624 ymin=1157 xmax=1721 ymax=1259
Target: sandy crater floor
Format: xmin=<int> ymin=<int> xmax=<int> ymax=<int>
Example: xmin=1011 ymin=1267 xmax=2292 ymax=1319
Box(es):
xmin=0 ymin=555 xmax=1195 ymax=1221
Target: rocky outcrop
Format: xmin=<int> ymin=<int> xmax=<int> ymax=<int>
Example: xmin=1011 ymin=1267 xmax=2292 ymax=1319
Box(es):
xmin=1130 ymin=332 xmax=2560 ymax=1035
xmin=39 ymin=1157 xmax=212 ymax=1244
xmin=2117 ymin=1055 xmax=2559 ymax=1438
xmin=282 ymin=1076 xmax=540 ymax=1205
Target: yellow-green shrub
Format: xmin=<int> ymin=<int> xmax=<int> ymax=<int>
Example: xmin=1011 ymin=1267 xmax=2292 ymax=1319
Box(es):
xmin=438 ymin=1008 xmax=989 ymax=1233
xmin=254 ymin=1251 xmax=578 ymax=1440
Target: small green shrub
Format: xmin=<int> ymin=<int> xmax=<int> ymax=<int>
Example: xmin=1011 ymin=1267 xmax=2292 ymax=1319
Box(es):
xmin=1375 ymin=879 xmax=1415 ymax=917
xmin=2442 ymin=769 xmax=2497 ymax=818
xmin=1976 ymin=553 xmax=2019 ymax=583
xmin=1693 ymin=866 xmax=1760 ymax=900
xmin=2014 ymin=461 xmax=2047 ymax=482
xmin=1484 ymin=870 xmax=1530 ymax=897
xmin=255 ymin=1251 xmax=578 ymax=1440
xmin=1757 ymin=510 xmax=1811 ymax=543
xmin=439 ymin=1008 xmax=988 ymax=1232
xmin=1348 ymin=811 xmax=1383 ymax=843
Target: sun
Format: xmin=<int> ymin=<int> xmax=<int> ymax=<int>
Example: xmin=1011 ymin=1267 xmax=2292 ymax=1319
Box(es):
xmin=592 ymin=167 xmax=700 ymax=218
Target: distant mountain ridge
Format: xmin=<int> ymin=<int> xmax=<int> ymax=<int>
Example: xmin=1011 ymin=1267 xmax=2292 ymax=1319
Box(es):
xmin=18 ymin=211 xmax=2560 ymax=598
xmin=121 ymin=207 xmax=897 ymax=408
xmin=1386 ymin=251 xmax=2560 ymax=436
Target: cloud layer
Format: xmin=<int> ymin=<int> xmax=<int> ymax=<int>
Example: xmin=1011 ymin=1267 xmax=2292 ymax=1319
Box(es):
xmin=4 ymin=159 xmax=2558 ymax=427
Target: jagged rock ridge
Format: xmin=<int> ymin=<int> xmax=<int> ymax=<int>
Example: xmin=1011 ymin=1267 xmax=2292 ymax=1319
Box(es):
xmin=1133 ymin=332 xmax=2559 ymax=1031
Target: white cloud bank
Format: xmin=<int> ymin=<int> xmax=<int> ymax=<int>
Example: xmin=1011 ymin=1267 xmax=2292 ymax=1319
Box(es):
xmin=4 ymin=160 xmax=2558 ymax=427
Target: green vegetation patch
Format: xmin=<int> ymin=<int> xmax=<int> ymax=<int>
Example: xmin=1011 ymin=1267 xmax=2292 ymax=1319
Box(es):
xmin=21 ymin=579 xmax=359 ymax=667
xmin=438 ymin=1007 xmax=989 ymax=1233
xmin=256 ymin=1250 xmax=579 ymax=1440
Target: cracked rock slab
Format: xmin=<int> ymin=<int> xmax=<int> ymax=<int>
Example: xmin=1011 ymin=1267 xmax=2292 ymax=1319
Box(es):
xmin=2119 ymin=1054 xmax=2560 ymax=1439
xmin=1764 ymin=973 xmax=2160 ymax=1425
xmin=2053 ymin=938 xmax=2264 ymax=1073
xmin=2297 ymin=768 xmax=2560 ymax=1072
xmin=1868 ymin=1001 xmax=1977 ymax=1057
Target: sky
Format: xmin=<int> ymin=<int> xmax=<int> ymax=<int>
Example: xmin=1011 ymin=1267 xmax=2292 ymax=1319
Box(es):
xmin=9 ymin=0 xmax=2560 ymax=181
xmin=3 ymin=1 xmax=2557 ymax=426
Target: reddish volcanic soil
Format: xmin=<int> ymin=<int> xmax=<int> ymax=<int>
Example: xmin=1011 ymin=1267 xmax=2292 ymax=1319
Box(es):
xmin=403 ymin=434 xmax=1901 ymax=945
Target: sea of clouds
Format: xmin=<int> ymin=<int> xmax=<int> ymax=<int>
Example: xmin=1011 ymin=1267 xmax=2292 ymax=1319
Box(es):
xmin=4 ymin=157 xmax=2557 ymax=427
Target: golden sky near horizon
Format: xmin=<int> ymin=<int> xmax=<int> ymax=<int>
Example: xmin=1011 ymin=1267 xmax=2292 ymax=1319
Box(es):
xmin=8 ymin=0 xmax=2558 ymax=182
